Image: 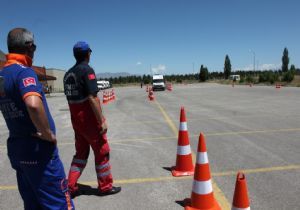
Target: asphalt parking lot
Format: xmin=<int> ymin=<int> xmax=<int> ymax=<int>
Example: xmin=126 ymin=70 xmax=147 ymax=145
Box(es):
xmin=1 ymin=83 xmax=300 ymax=209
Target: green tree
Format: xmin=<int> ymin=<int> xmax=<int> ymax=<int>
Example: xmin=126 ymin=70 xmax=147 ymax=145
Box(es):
xmin=224 ymin=55 xmax=231 ymax=79
xmin=199 ymin=65 xmax=204 ymax=81
xmin=199 ymin=65 xmax=209 ymax=82
xmin=204 ymin=67 xmax=209 ymax=81
xmin=258 ymin=71 xmax=280 ymax=84
xmin=282 ymin=71 xmax=295 ymax=82
xmin=282 ymin=47 xmax=289 ymax=72
xmin=290 ymin=64 xmax=296 ymax=74
xmin=246 ymin=75 xmax=255 ymax=83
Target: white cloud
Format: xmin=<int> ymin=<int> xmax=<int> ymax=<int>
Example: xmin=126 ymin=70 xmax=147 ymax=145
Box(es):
xmin=238 ymin=65 xmax=253 ymax=71
xmin=136 ymin=62 xmax=142 ymax=66
xmin=260 ymin=63 xmax=280 ymax=70
xmin=238 ymin=63 xmax=280 ymax=71
xmin=151 ymin=64 xmax=166 ymax=74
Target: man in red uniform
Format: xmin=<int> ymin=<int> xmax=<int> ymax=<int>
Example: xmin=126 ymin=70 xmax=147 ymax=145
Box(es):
xmin=64 ymin=41 xmax=121 ymax=197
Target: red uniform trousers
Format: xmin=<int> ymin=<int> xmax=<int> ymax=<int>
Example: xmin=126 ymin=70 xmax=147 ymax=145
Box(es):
xmin=67 ymin=100 xmax=113 ymax=194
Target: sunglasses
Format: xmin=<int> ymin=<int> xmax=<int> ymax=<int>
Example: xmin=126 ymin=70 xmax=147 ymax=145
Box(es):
xmin=25 ymin=41 xmax=37 ymax=51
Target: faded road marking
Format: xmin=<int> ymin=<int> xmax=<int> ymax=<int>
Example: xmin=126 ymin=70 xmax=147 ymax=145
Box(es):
xmin=1 ymin=127 xmax=300 ymax=149
xmin=1 ymin=164 xmax=299 ymax=191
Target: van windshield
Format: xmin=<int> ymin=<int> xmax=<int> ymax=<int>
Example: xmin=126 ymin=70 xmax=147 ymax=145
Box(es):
xmin=153 ymin=79 xmax=164 ymax=83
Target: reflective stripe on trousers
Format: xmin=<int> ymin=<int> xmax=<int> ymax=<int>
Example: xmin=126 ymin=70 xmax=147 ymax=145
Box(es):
xmin=96 ymin=162 xmax=111 ymax=178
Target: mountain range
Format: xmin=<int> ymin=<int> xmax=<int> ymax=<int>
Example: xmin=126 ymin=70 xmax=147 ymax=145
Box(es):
xmin=96 ymin=72 xmax=132 ymax=79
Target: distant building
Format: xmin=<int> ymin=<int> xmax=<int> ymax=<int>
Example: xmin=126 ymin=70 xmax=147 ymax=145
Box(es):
xmin=46 ymin=68 xmax=66 ymax=92
xmin=0 ymin=49 xmax=6 ymax=61
xmin=0 ymin=50 xmax=6 ymax=69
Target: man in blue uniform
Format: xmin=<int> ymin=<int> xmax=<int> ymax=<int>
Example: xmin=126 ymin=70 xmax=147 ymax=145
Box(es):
xmin=0 ymin=28 xmax=74 ymax=210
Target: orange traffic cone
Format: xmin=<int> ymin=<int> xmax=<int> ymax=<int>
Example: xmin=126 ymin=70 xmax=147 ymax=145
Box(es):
xmin=148 ymin=89 xmax=155 ymax=101
xmin=109 ymin=90 xmax=112 ymax=102
xmin=169 ymin=83 xmax=173 ymax=91
xmin=167 ymin=83 xmax=173 ymax=91
xmin=112 ymin=89 xmax=115 ymax=101
xmin=171 ymin=107 xmax=194 ymax=177
xmin=184 ymin=133 xmax=221 ymax=210
xmin=103 ymin=91 xmax=108 ymax=104
xmin=232 ymin=172 xmax=250 ymax=210
xmin=107 ymin=91 xmax=110 ymax=102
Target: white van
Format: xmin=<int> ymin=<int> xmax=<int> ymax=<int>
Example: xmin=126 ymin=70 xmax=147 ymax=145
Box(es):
xmin=97 ymin=80 xmax=105 ymax=90
xmin=229 ymin=75 xmax=240 ymax=81
xmin=104 ymin=81 xmax=110 ymax=89
xmin=97 ymin=80 xmax=110 ymax=90
xmin=152 ymin=74 xmax=165 ymax=91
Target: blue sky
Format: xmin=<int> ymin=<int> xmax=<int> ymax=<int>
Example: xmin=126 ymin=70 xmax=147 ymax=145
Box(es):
xmin=1 ymin=0 xmax=299 ymax=75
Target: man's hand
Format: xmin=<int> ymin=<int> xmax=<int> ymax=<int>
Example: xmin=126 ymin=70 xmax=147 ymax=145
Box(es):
xmin=88 ymin=95 xmax=107 ymax=135
xmin=25 ymin=95 xmax=56 ymax=144
xmin=100 ymin=121 xmax=108 ymax=134
xmin=33 ymin=130 xmax=57 ymax=144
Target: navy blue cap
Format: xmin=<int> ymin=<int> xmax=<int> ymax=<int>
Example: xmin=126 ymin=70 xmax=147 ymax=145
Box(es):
xmin=73 ymin=41 xmax=92 ymax=53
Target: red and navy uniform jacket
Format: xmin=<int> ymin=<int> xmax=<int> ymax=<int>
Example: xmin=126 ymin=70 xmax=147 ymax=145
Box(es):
xmin=64 ymin=61 xmax=110 ymax=152
xmin=0 ymin=54 xmax=55 ymax=137
xmin=64 ymin=61 xmax=98 ymax=102
xmin=63 ymin=61 xmax=104 ymax=129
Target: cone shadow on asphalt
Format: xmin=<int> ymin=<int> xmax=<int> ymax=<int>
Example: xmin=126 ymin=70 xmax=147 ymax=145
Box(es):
xmin=162 ymin=166 xmax=172 ymax=172
xmin=175 ymin=200 xmax=185 ymax=207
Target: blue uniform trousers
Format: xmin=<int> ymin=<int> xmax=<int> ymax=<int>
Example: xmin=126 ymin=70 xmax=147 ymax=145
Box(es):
xmin=7 ymin=137 xmax=74 ymax=210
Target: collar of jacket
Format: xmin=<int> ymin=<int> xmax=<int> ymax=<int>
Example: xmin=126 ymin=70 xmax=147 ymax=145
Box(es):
xmin=76 ymin=60 xmax=89 ymax=66
xmin=4 ymin=53 xmax=33 ymax=67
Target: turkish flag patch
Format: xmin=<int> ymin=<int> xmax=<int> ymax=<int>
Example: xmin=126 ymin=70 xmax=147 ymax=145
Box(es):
xmin=23 ymin=77 xmax=36 ymax=87
xmin=88 ymin=74 xmax=96 ymax=80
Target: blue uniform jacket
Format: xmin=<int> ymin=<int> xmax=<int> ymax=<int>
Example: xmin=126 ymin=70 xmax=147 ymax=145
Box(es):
xmin=0 ymin=53 xmax=57 ymax=163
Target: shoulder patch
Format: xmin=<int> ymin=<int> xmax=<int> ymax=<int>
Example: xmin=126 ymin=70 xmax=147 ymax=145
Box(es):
xmin=88 ymin=74 xmax=96 ymax=80
xmin=23 ymin=77 xmax=36 ymax=87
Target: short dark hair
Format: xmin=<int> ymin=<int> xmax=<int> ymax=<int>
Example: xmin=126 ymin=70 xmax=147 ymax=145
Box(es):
xmin=7 ymin=28 xmax=34 ymax=53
